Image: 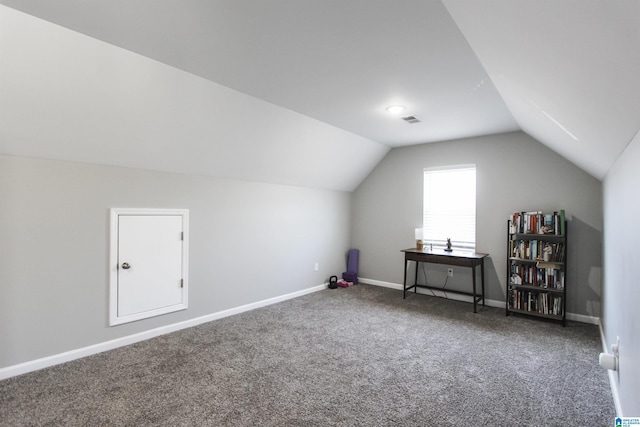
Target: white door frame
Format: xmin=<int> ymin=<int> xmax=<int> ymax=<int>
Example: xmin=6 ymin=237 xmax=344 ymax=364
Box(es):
xmin=109 ymin=208 xmax=189 ymax=326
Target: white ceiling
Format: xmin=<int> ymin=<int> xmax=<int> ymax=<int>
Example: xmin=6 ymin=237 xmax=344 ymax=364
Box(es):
xmin=444 ymin=0 xmax=640 ymax=179
xmin=1 ymin=0 xmax=639 ymax=184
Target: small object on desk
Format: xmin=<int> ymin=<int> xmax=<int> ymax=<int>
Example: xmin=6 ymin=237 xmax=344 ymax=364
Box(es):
xmin=415 ymin=228 xmax=424 ymax=250
xmin=444 ymin=238 xmax=453 ymax=252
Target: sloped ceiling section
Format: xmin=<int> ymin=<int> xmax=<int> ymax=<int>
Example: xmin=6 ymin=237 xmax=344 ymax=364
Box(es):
xmin=0 ymin=5 xmax=388 ymax=192
xmin=0 ymin=0 xmax=519 ymax=148
xmin=1 ymin=1 xmax=638 ymax=187
xmin=443 ymin=0 xmax=640 ymax=179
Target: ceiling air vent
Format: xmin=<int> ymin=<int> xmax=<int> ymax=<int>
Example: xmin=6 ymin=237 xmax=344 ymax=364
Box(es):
xmin=401 ymin=115 xmax=421 ymax=124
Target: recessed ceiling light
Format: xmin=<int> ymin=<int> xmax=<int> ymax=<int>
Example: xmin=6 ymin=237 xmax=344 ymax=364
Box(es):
xmin=386 ymin=105 xmax=406 ymax=115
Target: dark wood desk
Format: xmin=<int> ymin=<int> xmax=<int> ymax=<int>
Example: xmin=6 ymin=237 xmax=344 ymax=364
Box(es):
xmin=401 ymin=248 xmax=489 ymax=313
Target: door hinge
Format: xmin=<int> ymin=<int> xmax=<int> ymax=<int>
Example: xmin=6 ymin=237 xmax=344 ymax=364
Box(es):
xmin=181 ymin=232 xmax=184 ymax=241
xmin=180 ymin=278 xmax=184 ymax=288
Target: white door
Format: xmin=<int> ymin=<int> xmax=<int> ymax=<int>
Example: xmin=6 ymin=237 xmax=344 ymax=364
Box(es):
xmin=110 ymin=209 xmax=189 ymax=325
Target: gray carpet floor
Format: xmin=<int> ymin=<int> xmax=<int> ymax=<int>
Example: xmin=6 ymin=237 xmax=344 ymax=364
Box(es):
xmin=0 ymin=284 xmax=615 ymax=426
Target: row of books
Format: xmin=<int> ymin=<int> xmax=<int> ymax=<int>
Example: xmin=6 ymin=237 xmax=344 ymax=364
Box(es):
xmin=510 ymin=210 xmax=565 ymax=235
xmin=510 ymin=265 xmax=565 ymax=289
xmin=509 ymin=240 xmax=565 ymax=262
xmin=510 ymin=290 xmax=563 ymax=316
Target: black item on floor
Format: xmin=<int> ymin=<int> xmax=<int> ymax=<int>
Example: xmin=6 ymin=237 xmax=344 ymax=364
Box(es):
xmin=328 ymin=275 xmax=338 ymax=289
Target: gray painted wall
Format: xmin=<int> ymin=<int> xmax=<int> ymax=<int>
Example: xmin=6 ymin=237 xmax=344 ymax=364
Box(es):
xmin=0 ymin=155 xmax=351 ymax=368
xmin=351 ymin=131 xmax=603 ymax=318
xmin=603 ymin=129 xmax=640 ymax=415
xmin=0 ymin=5 xmax=388 ymax=193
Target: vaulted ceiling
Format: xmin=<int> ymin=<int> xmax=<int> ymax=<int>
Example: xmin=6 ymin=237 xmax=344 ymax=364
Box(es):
xmin=1 ymin=1 xmax=639 ymax=190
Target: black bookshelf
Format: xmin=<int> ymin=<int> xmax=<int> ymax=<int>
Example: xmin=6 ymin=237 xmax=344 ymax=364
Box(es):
xmin=506 ymin=211 xmax=567 ymax=326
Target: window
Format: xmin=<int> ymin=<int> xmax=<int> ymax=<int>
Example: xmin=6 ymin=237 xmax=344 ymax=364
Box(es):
xmin=423 ymin=165 xmax=476 ymax=251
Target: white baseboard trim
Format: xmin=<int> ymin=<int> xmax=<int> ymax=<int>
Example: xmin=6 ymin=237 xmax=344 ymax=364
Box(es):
xmin=0 ymin=283 xmax=327 ymax=381
xmin=359 ymin=277 xmax=403 ymax=290
xmin=359 ymin=277 xmax=503 ymax=308
xmin=566 ymin=312 xmax=599 ymax=325
xmin=359 ymin=277 xmax=599 ymax=325
xmin=599 ymin=321 xmax=623 ymax=416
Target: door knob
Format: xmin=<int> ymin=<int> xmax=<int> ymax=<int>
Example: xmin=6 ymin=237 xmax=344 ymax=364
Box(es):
xmin=121 ymin=262 xmax=131 ymax=270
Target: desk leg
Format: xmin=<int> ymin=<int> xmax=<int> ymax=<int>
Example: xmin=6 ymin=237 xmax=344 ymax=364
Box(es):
xmin=403 ymin=259 xmax=408 ymax=299
xmin=481 ymin=259 xmax=485 ymax=307
xmin=472 ymin=264 xmax=477 ymax=313
xmin=414 ymin=262 xmax=418 ymax=294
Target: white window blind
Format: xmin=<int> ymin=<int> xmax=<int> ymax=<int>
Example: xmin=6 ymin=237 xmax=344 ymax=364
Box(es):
xmin=423 ymin=165 xmax=476 ymax=251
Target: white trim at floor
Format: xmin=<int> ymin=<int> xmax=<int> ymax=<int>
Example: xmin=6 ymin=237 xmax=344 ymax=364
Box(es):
xmin=600 ymin=322 xmax=623 ymax=416
xmin=359 ymin=277 xmax=600 ymax=325
xmin=0 ymin=283 xmax=327 ymax=381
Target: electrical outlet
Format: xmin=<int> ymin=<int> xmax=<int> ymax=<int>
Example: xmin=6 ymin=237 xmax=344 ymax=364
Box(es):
xmin=447 ymin=268 xmax=454 ymax=277
xmin=314 ymin=262 xmax=319 ymax=271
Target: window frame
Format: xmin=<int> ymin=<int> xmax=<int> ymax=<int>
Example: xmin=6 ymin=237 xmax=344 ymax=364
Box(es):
xmin=422 ymin=164 xmax=477 ymax=252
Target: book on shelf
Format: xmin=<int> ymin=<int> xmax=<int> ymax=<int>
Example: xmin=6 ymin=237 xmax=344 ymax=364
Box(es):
xmin=510 ymin=289 xmax=563 ymax=316
xmin=509 ymin=263 xmax=564 ymax=289
xmin=509 ymin=240 xmax=565 ymax=263
xmin=510 ymin=210 xmax=565 ymax=235
xmin=507 ymin=209 xmax=566 ymax=324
